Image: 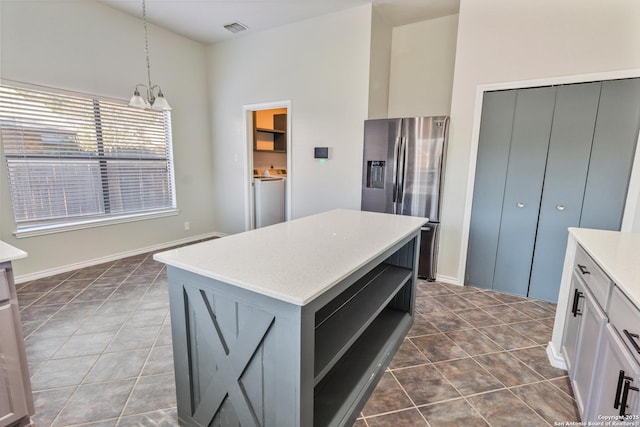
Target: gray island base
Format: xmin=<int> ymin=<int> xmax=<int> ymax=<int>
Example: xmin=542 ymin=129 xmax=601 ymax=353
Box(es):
xmin=154 ymin=209 xmax=427 ymax=427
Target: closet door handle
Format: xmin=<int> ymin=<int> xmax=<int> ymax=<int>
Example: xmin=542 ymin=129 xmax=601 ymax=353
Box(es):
xmin=556 ymin=204 xmax=565 ymax=211
xmin=623 ymin=329 xmax=640 ymax=355
xmin=571 ymin=288 xmax=583 ymax=317
xmin=516 ymin=202 xmax=525 ymax=208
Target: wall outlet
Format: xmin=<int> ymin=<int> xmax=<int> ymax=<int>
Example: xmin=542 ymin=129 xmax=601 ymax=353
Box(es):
xmin=184 ymin=221 xmax=190 ymax=231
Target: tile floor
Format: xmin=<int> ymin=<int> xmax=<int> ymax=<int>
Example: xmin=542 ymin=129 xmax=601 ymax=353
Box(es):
xmin=16 ymin=247 xmax=580 ymax=426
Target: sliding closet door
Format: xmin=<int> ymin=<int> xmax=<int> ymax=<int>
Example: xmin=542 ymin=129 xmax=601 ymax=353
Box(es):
xmin=528 ymin=82 xmax=601 ymax=301
xmin=492 ymin=86 xmax=556 ymax=296
xmin=465 ymin=90 xmax=516 ymax=289
xmin=581 ymin=78 xmax=640 ymax=230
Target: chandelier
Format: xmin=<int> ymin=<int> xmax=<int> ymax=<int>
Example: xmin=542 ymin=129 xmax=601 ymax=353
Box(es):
xmin=128 ymin=0 xmax=171 ymax=111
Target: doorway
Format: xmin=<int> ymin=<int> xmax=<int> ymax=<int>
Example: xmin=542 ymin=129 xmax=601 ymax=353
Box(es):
xmin=243 ymin=101 xmax=291 ymax=230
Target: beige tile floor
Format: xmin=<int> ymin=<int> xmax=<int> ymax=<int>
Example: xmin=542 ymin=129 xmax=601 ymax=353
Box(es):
xmin=16 ymin=248 xmax=578 ymax=426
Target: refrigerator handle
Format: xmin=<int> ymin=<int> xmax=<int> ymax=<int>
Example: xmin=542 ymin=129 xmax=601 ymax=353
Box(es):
xmin=392 ymin=134 xmax=402 ymax=214
xmin=397 ymin=136 xmax=408 ymax=214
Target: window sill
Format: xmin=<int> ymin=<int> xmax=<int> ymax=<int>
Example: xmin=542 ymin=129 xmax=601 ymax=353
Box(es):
xmin=13 ymin=209 xmax=180 ymax=238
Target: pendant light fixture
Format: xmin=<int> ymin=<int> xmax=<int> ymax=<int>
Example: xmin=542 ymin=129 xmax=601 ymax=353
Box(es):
xmin=128 ymin=0 xmax=171 ymax=111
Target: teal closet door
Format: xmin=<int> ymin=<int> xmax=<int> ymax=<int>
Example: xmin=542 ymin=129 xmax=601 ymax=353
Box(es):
xmin=492 ymin=86 xmax=556 ymax=296
xmin=581 ymin=78 xmax=640 ymax=230
xmin=528 ymin=82 xmax=602 ymax=302
xmin=465 ymin=90 xmax=516 ymax=289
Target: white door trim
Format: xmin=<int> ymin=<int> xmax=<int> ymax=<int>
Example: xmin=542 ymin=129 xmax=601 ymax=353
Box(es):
xmin=458 ymin=68 xmax=640 ymax=286
xmin=242 ymin=100 xmax=292 ymax=231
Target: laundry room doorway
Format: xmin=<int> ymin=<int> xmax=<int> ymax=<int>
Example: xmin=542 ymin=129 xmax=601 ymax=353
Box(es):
xmin=243 ymin=100 xmax=291 ymax=230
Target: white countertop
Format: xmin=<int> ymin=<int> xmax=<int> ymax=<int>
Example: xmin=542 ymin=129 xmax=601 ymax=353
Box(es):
xmin=570 ymin=227 xmax=640 ymax=308
xmin=0 ymin=240 xmax=27 ymax=263
xmin=154 ymin=209 xmax=428 ymax=305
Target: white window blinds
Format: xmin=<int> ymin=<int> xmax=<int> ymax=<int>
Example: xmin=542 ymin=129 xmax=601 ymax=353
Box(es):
xmin=0 ymin=81 xmax=176 ymax=234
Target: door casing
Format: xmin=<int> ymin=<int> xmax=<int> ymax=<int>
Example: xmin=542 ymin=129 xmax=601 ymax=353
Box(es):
xmin=242 ymin=100 xmax=292 ymax=231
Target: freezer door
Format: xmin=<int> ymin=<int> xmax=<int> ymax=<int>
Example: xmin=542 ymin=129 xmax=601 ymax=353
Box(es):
xmin=398 ymin=117 xmax=448 ymax=220
xmin=361 ymin=118 xmax=402 ymax=213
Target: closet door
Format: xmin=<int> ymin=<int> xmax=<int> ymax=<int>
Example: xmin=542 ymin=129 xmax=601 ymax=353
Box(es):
xmin=528 ymin=82 xmax=602 ymax=301
xmin=581 ymin=78 xmax=640 ymax=230
xmin=492 ymin=86 xmax=556 ymax=296
xmin=465 ymin=90 xmax=516 ymax=289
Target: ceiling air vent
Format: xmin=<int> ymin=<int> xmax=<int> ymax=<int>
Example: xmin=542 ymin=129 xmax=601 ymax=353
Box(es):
xmin=224 ymin=22 xmax=248 ymax=33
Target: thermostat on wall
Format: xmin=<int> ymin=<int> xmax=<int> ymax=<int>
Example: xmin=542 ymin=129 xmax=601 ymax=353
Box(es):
xmin=314 ymin=147 xmax=329 ymax=159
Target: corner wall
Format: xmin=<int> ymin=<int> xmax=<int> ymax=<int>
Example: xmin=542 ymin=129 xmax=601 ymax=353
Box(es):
xmin=388 ymin=14 xmax=459 ymax=117
xmin=443 ymin=0 xmax=640 ymax=284
xmin=0 ymin=0 xmax=215 ymax=279
xmin=367 ymin=6 xmax=392 ymax=119
xmin=207 ymin=5 xmax=373 ymax=233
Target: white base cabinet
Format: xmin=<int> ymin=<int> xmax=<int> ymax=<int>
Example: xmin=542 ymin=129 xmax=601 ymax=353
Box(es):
xmin=555 ymin=234 xmax=640 ymax=423
xmin=572 ymin=288 xmax=606 ymax=415
xmin=561 ymin=272 xmax=585 ymax=376
xmin=561 ymin=248 xmax=608 ymax=417
xmin=0 ymin=264 xmax=33 ymax=427
xmin=588 ymin=324 xmax=640 ymax=420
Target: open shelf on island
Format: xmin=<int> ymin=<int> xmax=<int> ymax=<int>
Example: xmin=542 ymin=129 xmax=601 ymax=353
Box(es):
xmin=313 ymin=308 xmax=412 ymax=427
xmin=314 ymin=264 xmax=412 ymax=382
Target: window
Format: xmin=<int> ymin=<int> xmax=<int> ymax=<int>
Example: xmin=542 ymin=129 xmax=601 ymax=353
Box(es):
xmin=0 ymin=81 xmax=176 ymax=236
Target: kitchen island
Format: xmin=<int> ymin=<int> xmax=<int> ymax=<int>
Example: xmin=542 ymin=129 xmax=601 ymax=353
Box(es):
xmin=154 ymin=209 xmax=427 ymax=427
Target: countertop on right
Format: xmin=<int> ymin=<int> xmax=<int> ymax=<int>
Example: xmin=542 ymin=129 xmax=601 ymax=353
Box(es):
xmin=569 ymin=227 xmax=640 ymax=308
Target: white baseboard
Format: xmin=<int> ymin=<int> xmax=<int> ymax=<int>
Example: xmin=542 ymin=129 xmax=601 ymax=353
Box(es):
xmin=435 ymin=274 xmax=461 ymax=286
xmin=546 ymin=342 xmax=567 ymax=370
xmin=15 ymin=231 xmax=225 ymax=284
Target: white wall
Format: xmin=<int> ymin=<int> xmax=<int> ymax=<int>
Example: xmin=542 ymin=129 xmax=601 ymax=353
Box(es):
xmin=207 ymin=5 xmax=373 ymax=233
xmin=367 ymin=6 xmax=392 ymax=119
xmin=388 ymin=14 xmax=459 ymax=117
xmin=442 ymin=0 xmax=640 ymax=284
xmin=0 ymin=0 xmax=215 ymax=279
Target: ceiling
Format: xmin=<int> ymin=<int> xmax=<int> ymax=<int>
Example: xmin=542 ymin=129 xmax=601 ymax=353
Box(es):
xmin=97 ymin=0 xmax=460 ymax=45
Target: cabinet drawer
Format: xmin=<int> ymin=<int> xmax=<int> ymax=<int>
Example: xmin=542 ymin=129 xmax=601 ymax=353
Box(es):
xmin=574 ymin=245 xmax=611 ymax=309
xmin=609 ymin=286 xmax=640 ymax=365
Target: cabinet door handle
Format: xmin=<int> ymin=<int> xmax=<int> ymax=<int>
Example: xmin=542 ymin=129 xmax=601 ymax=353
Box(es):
xmin=614 ymin=370 xmax=634 ymax=410
xmin=619 ymin=379 xmax=639 ymax=417
xmin=623 ymin=329 xmax=640 ymax=355
xmin=571 ymin=288 xmax=584 ymax=317
xmin=577 ymin=264 xmax=590 ymax=275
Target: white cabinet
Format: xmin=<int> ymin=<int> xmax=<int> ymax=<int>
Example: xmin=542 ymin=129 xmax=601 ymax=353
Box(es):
xmin=588 ymin=324 xmax=640 ymax=420
xmin=555 ymin=237 xmax=640 ymax=423
xmin=0 ymin=266 xmax=33 ymax=427
xmin=588 ymin=286 xmax=640 ymax=420
xmin=0 ymin=304 xmax=30 ymax=425
xmin=561 ymin=247 xmax=609 ymax=416
xmin=562 ymin=272 xmax=585 ymax=374
xmin=571 ymin=285 xmax=607 ymax=415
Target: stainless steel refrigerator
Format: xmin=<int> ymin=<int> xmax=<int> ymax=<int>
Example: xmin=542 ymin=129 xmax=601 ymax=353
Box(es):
xmin=361 ymin=116 xmax=449 ymax=280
